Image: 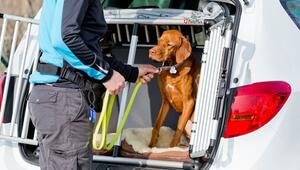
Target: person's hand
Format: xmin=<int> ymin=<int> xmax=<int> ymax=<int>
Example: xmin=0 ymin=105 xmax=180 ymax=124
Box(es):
xmin=137 ymin=64 xmax=159 ymax=84
xmin=103 ymin=70 xmax=125 ymax=95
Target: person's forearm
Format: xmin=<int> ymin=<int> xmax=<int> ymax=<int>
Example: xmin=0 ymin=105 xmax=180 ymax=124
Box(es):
xmin=104 ymin=56 xmax=139 ymax=83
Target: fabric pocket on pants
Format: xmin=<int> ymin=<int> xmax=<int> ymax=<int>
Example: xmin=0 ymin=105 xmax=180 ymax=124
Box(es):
xmin=48 ymin=148 xmax=78 ymax=170
xmin=65 ymin=91 xmax=85 ymax=122
xmin=66 ymin=91 xmax=91 ymax=143
xmin=48 ymin=145 xmax=91 ymax=170
xmin=28 ymin=88 xmax=58 ymax=134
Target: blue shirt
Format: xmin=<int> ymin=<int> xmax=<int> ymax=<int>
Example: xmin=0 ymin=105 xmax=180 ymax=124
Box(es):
xmin=30 ymin=0 xmax=113 ymax=84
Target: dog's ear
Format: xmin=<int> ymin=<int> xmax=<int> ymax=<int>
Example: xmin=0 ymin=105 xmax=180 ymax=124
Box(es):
xmin=175 ymin=36 xmax=192 ymax=63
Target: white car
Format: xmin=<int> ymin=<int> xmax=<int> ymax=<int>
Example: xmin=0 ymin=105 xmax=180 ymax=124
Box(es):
xmin=0 ymin=0 xmax=299 ymax=169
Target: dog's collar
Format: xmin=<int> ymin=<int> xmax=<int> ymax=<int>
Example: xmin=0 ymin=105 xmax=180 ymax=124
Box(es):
xmin=158 ymin=60 xmax=185 ymax=74
xmin=157 ymin=37 xmax=188 ymax=74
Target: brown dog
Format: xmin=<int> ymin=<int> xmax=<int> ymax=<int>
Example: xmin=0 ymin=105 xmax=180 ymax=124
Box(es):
xmin=149 ymin=30 xmax=200 ymax=147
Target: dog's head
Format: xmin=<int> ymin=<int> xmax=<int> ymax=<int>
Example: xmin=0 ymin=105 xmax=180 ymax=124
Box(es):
xmin=149 ymin=30 xmax=192 ymax=64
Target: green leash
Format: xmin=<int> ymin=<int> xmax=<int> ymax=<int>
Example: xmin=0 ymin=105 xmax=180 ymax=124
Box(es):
xmin=93 ymin=81 xmax=142 ymax=150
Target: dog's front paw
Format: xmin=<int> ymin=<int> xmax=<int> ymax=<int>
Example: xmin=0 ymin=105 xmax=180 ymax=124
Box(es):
xmin=170 ymin=130 xmax=182 ymax=147
xmin=170 ymin=140 xmax=180 ymax=147
xmin=148 ymin=140 xmax=157 ymax=148
xmin=149 ymin=134 xmax=159 ymax=147
xmin=149 ymin=129 xmax=159 ymax=147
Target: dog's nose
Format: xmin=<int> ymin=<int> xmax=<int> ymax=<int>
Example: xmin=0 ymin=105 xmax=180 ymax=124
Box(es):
xmin=149 ymin=48 xmax=156 ymax=58
xmin=149 ymin=48 xmax=156 ymax=55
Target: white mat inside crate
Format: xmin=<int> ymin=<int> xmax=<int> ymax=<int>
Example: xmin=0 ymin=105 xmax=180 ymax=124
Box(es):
xmin=94 ymin=126 xmax=189 ymax=153
xmin=122 ymin=126 xmax=189 ymax=153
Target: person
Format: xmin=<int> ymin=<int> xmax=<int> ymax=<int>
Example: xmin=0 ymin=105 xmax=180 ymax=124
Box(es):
xmin=28 ymin=0 xmax=158 ymax=169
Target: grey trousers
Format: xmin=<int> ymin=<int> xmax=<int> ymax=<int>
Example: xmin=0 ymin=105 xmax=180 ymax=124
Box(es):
xmin=28 ymin=85 xmax=92 ymax=170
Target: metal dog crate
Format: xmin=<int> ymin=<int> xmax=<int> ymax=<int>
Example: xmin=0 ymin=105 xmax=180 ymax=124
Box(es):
xmin=0 ymin=4 xmax=231 ymax=169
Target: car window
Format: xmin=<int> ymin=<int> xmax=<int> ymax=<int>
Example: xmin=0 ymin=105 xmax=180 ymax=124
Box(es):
xmin=128 ymin=0 xmax=171 ymax=8
xmin=280 ymin=0 xmax=300 ymax=30
xmin=101 ymin=0 xmax=202 ymax=10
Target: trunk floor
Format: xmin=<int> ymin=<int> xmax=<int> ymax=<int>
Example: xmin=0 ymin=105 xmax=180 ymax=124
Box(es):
xmin=93 ymin=127 xmax=192 ymax=162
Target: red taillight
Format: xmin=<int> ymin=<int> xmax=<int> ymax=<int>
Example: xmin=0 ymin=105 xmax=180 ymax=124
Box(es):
xmin=224 ymin=81 xmax=291 ymax=138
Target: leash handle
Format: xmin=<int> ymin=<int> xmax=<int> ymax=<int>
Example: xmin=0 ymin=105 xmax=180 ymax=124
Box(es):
xmin=92 ymin=91 xmax=111 ymax=150
xmin=106 ymin=81 xmax=142 ymax=150
xmin=92 ymin=81 xmax=142 ymax=150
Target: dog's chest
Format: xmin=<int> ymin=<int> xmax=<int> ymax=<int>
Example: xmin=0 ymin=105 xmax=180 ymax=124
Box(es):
xmin=162 ymin=82 xmax=184 ymax=112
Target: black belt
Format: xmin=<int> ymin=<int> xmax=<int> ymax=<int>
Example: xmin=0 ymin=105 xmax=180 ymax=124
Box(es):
xmin=36 ymin=62 xmax=108 ymax=112
xmin=36 ymin=62 xmax=89 ymax=89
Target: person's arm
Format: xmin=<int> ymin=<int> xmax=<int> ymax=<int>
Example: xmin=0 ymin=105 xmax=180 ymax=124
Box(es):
xmin=104 ymin=56 xmax=139 ymax=83
xmin=60 ymin=0 xmax=112 ymax=82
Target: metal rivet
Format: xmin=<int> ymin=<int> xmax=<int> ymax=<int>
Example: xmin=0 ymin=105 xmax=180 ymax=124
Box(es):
xmin=24 ymin=69 xmax=29 ymax=74
xmin=233 ymin=78 xmax=239 ymax=83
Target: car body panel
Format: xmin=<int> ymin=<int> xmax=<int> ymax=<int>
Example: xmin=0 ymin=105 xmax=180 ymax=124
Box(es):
xmin=0 ymin=124 xmax=39 ymax=170
xmin=211 ymin=0 xmax=300 ymax=169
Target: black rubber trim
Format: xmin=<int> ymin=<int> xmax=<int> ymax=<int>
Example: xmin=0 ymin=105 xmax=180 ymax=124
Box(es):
xmin=112 ymin=145 xmax=121 ymax=157
xmin=2 ymin=76 xmax=14 ymax=123
xmin=183 ymin=162 xmax=202 ymax=170
xmin=18 ymin=75 xmax=39 ymax=166
xmin=0 ymin=13 xmax=4 ymax=19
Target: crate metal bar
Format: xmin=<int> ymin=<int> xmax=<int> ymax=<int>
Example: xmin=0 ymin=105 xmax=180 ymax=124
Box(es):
xmin=190 ymin=26 xmax=195 ymax=43
xmin=105 ymin=18 xmax=203 ymax=26
xmin=10 ymin=21 xmax=20 ymax=59
xmin=190 ymin=26 xmax=211 ymax=155
xmin=208 ymin=27 xmax=224 ymax=143
xmin=9 ymin=23 xmax=32 ymax=136
xmin=121 ymin=44 xmax=154 ymax=48
xmin=193 ymin=29 xmax=215 ymax=151
xmin=122 ymin=43 xmax=204 ymax=49
xmin=190 ymin=40 xmax=210 ymax=148
xmin=3 ymin=14 xmax=39 ymax=25
xmin=200 ymin=27 xmax=219 ymax=148
xmin=116 ymin=24 xmax=122 ymax=42
xmin=155 ymin=26 xmax=160 ymax=40
xmin=0 ymin=135 xmax=38 ymax=145
xmin=190 ymin=22 xmax=228 ymax=158
xmin=0 ymin=20 xmax=18 ymax=131
xmin=177 ymin=26 xmax=182 ymax=32
xmin=93 ymin=155 xmax=184 ymax=169
xmin=144 ymin=25 xmax=150 ymax=43
xmin=203 ymin=27 xmax=223 ymax=148
xmin=125 ymin=24 xmax=130 ymax=42
xmin=197 ymin=28 xmax=217 ymax=150
xmin=0 ymin=18 xmax=8 ymax=63
xmin=112 ymin=33 xmax=117 ymax=44
xmin=225 ymin=28 xmax=233 ymax=48
xmin=113 ymin=24 xmax=139 ymax=156
xmin=33 ymin=130 xmax=37 ymax=141
xmin=197 ymin=27 xmax=219 ymax=153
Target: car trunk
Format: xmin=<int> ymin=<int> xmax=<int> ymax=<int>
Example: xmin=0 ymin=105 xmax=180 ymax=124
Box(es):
xmin=0 ymin=0 xmax=241 ymax=169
